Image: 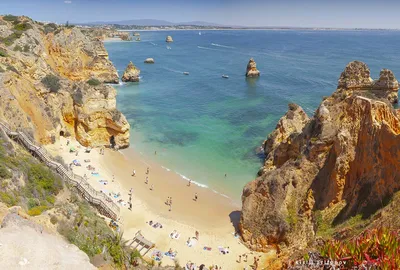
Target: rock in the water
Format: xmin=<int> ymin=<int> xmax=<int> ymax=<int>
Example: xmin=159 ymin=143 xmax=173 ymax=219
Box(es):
xmin=121 ymin=61 xmax=140 ymax=82
xmin=166 ymin=35 xmax=173 ymax=43
xmin=144 ymin=58 xmax=155 ymax=64
xmin=245 ymin=58 xmax=260 ymax=77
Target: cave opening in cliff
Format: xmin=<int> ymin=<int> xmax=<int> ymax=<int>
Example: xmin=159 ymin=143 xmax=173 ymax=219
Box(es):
xmin=59 ymin=131 xmax=65 ymax=137
xmin=110 ymin=135 xmax=116 ymax=148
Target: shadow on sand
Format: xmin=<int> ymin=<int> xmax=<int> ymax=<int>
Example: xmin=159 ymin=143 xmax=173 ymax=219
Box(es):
xmin=229 ymin=210 xmax=241 ymax=232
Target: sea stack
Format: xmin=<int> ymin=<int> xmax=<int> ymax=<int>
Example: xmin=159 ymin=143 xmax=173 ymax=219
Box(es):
xmin=245 ymin=58 xmax=260 ymax=77
xmin=166 ymin=35 xmax=173 ymax=43
xmin=121 ymin=61 xmax=140 ymax=82
xmin=144 ymin=58 xmax=155 ymax=64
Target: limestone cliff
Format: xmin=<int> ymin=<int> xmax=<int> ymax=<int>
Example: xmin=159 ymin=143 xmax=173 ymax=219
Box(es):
xmin=0 ymin=15 xmax=129 ymax=148
xmin=240 ymin=61 xmax=400 ymax=256
xmin=121 ymin=61 xmax=140 ymax=82
xmin=246 ymin=58 xmax=260 ymax=77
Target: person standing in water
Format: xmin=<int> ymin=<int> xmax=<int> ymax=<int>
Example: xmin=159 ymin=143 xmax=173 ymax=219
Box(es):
xmin=188 ymin=179 xmax=191 ymax=187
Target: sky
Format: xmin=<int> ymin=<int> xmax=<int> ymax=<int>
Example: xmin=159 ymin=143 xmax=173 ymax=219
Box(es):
xmin=1 ymin=0 xmax=400 ymax=28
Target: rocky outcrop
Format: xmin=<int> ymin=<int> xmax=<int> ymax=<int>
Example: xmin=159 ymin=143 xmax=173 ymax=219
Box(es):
xmin=144 ymin=58 xmax=155 ymax=64
xmin=0 ymin=16 xmax=129 ymax=149
xmin=46 ymin=28 xmax=119 ymax=83
xmin=245 ymin=58 xmax=260 ymax=77
xmin=240 ymin=61 xmax=400 ymax=255
xmin=121 ymin=61 xmax=140 ymax=82
xmin=166 ymin=35 xmax=173 ymax=43
xmin=337 ymin=61 xmax=399 ymax=103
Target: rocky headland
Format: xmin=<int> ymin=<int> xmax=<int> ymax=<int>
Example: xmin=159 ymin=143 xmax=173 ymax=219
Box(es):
xmin=245 ymin=58 xmax=260 ymax=77
xmin=239 ymin=61 xmax=400 ymax=264
xmin=165 ymin=35 xmax=173 ymax=43
xmin=0 ymin=15 xmax=129 ymax=148
xmin=122 ymin=61 xmax=141 ymax=82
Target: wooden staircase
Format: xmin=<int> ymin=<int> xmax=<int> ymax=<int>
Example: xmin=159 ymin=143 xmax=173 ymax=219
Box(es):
xmin=0 ymin=121 xmax=120 ymax=220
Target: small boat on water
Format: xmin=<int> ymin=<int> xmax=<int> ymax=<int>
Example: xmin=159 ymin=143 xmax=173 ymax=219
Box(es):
xmin=222 ymin=75 xmax=229 ymax=79
xmin=136 ymin=37 xmax=141 ymax=41
xmin=166 ymin=46 xmax=171 ymax=50
xmin=133 ymin=32 xmax=140 ymax=36
xmin=199 ymin=32 xmax=202 ymax=36
xmin=183 ymin=72 xmax=190 ymax=75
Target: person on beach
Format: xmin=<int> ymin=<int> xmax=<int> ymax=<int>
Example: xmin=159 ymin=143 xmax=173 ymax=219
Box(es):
xmin=237 ymin=255 xmax=242 ymax=263
xmin=146 ymin=167 xmax=150 ymax=174
xmin=166 ymin=197 xmax=170 ymax=205
xmin=194 ymin=192 xmax=198 ymax=201
xmin=84 ymin=174 xmax=87 ymax=180
xmin=112 ymin=175 xmax=115 ymax=182
xmin=132 ymin=169 xmax=136 ymax=177
xmin=188 ymin=179 xmax=191 ymax=187
xmin=145 ymin=176 xmax=149 ymax=184
xmin=150 ymin=184 xmax=154 ymax=191
xmin=66 ymin=140 xmax=70 ymax=146
xmin=169 ymin=203 xmax=172 ymax=211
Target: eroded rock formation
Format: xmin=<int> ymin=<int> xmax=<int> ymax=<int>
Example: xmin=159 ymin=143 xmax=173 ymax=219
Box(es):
xmin=166 ymin=35 xmax=173 ymax=43
xmin=240 ymin=61 xmax=400 ymax=255
xmin=246 ymin=58 xmax=260 ymax=77
xmin=0 ymin=16 xmax=129 ymax=148
xmin=121 ymin=61 xmax=140 ymax=82
xmin=337 ymin=61 xmax=399 ymax=103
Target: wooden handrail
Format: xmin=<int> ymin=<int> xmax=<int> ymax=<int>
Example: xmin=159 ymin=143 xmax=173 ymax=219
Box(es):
xmin=0 ymin=121 xmax=120 ymax=219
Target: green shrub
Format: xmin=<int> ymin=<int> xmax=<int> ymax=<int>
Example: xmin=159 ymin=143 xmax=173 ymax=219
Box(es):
xmin=0 ymin=66 xmax=4 ymax=72
xmin=0 ymin=164 xmax=12 ymax=179
xmin=50 ymin=215 xmax=58 ymax=225
xmin=14 ymin=22 xmax=32 ymax=31
xmin=3 ymin=15 xmax=18 ymax=22
xmin=41 ymin=74 xmax=61 ymax=93
xmin=28 ymin=164 xmax=63 ymax=194
xmin=6 ymin=64 xmax=19 ymax=74
xmin=27 ymin=205 xmax=49 ymax=216
xmin=1 ymin=31 xmax=23 ymax=46
xmin=0 ymin=191 xmax=18 ymax=206
xmin=0 ymin=49 xmax=7 ymax=57
xmin=23 ymin=44 xmax=29 ymax=52
xmin=13 ymin=45 xmax=22 ymax=52
xmin=86 ymin=78 xmax=101 ymax=86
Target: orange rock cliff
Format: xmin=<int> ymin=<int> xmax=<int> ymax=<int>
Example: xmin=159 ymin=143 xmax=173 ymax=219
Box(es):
xmin=0 ymin=16 xmax=129 ymax=148
xmin=239 ymin=61 xmax=400 ymax=259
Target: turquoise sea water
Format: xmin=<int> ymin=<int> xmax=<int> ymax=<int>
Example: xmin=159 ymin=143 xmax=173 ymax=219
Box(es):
xmin=105 ymin=30 xmax=400 ymax=200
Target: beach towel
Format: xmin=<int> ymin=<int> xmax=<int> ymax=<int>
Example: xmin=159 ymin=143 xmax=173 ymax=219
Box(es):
xmin=151 ymin=250 xmax=163 ymax=261
xmin=218 ymin=246 xmax=229 ymax=254
xmin=203 ymin=246 xmax=212 ymax=251
xmin=164 ymin=251 xmax=177 ymax=259
xmin=91 ymin=172 xmax=99 ymax=176
xmin=186 ymin=238 xmax=197 ymax=247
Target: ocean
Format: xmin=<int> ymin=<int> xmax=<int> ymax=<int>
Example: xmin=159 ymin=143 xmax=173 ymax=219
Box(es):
xmin=105 ymin=30 xmax=400 ymax=200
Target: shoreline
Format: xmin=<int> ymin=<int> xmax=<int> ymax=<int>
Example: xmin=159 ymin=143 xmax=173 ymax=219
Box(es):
xmin=45 ymin=137 xmax=270 ymax=268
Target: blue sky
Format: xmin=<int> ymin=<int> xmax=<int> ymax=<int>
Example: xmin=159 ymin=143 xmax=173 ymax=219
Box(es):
xmin=1 ymin=0 xmax=400 ymax=28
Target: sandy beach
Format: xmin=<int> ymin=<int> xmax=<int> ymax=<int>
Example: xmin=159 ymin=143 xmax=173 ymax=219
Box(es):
xmin=46 ymin=137 xmax=272 ymax=269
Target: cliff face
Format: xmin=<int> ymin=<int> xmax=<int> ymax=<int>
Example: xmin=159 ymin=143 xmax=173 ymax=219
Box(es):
xmin=239 ymin=61 xmax=400 ymax=254
xmin=0 ymin=15 xmax=129 ymax=148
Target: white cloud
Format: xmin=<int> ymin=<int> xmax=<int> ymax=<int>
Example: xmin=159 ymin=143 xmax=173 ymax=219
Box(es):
xmin=64 ymin=1 xmax=72 ymax=4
